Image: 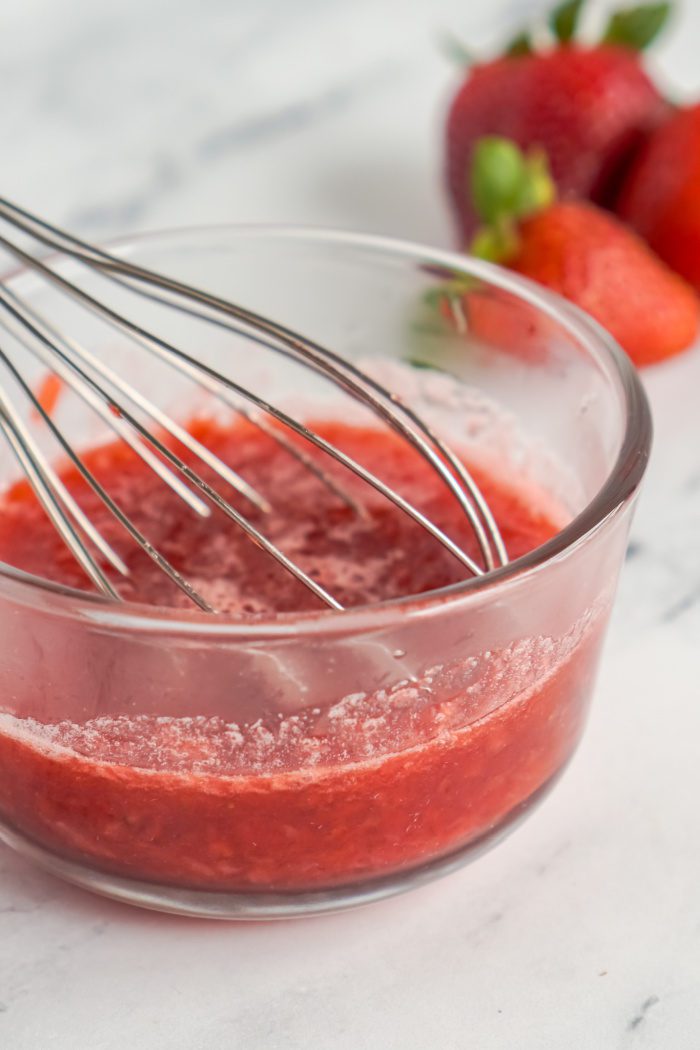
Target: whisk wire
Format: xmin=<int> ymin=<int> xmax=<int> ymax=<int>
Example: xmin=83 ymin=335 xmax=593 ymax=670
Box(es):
xmin=0 ymin=198 xmax=510 ymax=612
xmin=0 ymin=286 xmax=271 ymax=513
xmin=0 ymin=343 xmax=222 ymax=609
xmin=0 ymin=384 xmax=122 ymax=598
xmin=0 ymin=288 xmax=211 ymax=517
xmin=0 ymin=198 xmax=505 ymax=569
xmin=0 ymin=282 xmax=346 ymax=610
xmin=0 ymin=232 xmax=488 ymax=579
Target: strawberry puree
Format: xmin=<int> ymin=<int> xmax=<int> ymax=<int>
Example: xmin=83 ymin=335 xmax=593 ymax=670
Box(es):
xmin=0 ymin=421 xmax=602 ymax=892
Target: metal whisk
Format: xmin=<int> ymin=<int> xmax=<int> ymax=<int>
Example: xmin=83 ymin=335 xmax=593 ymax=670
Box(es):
xmin=0 ymin=200 xmax=508 ymax=613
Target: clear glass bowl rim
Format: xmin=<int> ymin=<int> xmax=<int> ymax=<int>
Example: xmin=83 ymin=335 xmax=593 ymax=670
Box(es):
xmin=0 ymin=224 xmax=652 ymax=637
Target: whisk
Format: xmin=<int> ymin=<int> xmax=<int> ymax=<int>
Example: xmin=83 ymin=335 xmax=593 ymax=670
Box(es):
xmin=0 ymin=200 xmax=509 ymax=613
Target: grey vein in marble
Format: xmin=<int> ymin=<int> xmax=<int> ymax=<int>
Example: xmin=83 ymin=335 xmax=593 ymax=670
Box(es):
xmin=627 ymin=995 xmax=660 ymax=1033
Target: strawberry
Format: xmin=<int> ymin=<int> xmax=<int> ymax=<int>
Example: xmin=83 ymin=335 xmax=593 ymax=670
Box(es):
xmin=507 ymin=202 xmax=698 ymax=365
xmin=441 ymin=137 xmax=699 ymax=367
xmin=446 ymin=0 xmax=671 ymax=243
xmin=617 ymin=103 xmax=700 ymax=291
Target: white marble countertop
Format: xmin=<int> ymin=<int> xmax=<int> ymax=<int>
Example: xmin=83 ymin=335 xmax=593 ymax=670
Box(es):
xmin=2 ymin=1 xmax=700 ymax=1047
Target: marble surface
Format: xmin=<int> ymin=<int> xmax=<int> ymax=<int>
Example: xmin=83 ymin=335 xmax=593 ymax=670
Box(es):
xmin=1 ymin=0 xmax=700 ymax=1047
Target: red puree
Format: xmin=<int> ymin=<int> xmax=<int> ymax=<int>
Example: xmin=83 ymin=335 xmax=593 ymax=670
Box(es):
xmin=0 ymin=421 xmax=601 ymax=892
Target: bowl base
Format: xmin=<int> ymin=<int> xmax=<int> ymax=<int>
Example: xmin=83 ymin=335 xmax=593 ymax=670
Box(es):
xmin=0 ymin=766 xmax=564 ymax=920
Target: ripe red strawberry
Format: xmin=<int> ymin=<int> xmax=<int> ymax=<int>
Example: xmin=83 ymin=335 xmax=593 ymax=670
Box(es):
xmin=617 ymin=103 xmax=700 ymax=290
xmin=446 ymin=1 xmax=670 ymax=243
xmin=508 ymin=201 xmax=698 ymax=365
xmin=440 ymin=137 xmax=699 ymax=367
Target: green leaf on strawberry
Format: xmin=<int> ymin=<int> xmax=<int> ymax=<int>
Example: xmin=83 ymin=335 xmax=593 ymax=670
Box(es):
xmin=406 ymin=356 xmax=449 ymax=372
xmin=471 ymin=138 xmax=554 ymax=224
xmin=469 ymin=138 xmax=555 ymax=261
xmin=465 ymin=134 xmax=699 ymax=366
xmin=603 ymin=2 xmax=671 ymax=50
xmin=549 ymin=0 xmax=586 ymax=43
xmin=504 ymin=31 xmax=533 ymax=56
xmin=471 ymin=138 xmax=527 ymax=224
xmin=439 ymin=31 xmax=477 ymax=67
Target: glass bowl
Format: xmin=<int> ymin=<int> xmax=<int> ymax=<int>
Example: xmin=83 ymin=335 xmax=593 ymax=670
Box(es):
xmin=0 ymin=226 xmax=651 ymax=918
